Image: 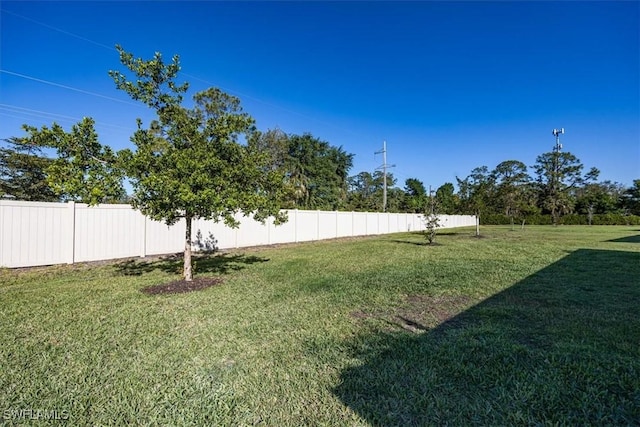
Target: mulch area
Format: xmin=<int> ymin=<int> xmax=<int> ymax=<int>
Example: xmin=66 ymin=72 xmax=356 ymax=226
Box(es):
xmin=141 ymin=277 xmax=223 ymax=295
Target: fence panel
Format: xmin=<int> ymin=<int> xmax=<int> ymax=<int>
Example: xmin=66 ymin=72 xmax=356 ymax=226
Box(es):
xmin=236 ymin=214 xmax=270 ymax=247
xmin=0 ymin=201 xmax=72 ymax=268
xmin=336 ymin=212 xmax=353 ymax=238
xmin=295 ymin=210 xmax=319 ymax=242
xmin=144 ymin=217 xmax=184 ymax=256
xmin=74 ymin=204 xmax=143 ymax=262
xmin=0 ymin=200 xmax=476 ymax=268
xmin=267 ymin=212 xmax=297 ymax=245
xmin=318 ymin=211 xmax=338 ymax=240
xmin=352 ymin=212 xmax=368 ymax=236
xmin=365 ymin=213 xmax=379 ymax=235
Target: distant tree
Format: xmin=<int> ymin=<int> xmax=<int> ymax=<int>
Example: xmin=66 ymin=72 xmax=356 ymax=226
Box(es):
xmin=403 ymin=178 xmax=427 ymax=213
xmin=386 ymin=186 xmax=406 ymax=213
xmin=110 ymin=46 xmax=287 ymax=281
xmin=250 ymin=128 xmax=289 ymax=172
xmin=533 ymin=151 xmax=599 ymax=225
xmin=491 ymin=160 xmax=530 ymax=228
xmin=0 ymin=137 xmax=58 ymax=201
xmin=435 ymin=182 xmax=457 ymax=214
xmin=18 ymin=118 xmax=125 ymax=204
xmin=283 ymin=133 xmax=353 ymax=210
xmin=456 ymin=166 xmax=494 ymax=235
xmin=620 ymin=179 xmax=640 ymax=216
xmin=347 ymin=170 xmax=399 ymax=212
xmin=347 ymin=171 xmax=377 ymax=211
xmin=574 ymin=181 xmax=625 ymax=216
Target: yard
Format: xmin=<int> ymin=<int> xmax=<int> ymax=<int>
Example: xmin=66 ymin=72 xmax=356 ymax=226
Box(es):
xmin=1 ymin=226 xmax=638 ymax=425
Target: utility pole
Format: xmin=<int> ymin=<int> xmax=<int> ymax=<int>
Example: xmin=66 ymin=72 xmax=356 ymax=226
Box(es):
xmin=375 ymin=140 xmax=395 ymax=212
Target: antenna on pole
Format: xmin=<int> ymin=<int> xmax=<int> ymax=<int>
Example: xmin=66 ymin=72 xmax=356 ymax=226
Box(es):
xmin=375 ymin=140 xmax=396 ymax=212
xmin=550 ymin=128 xmax=565 ymax=226
xmin=552 ymin=128 xmax=564 ymax=153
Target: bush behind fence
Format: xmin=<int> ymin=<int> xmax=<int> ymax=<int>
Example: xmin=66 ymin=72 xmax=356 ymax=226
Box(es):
xmin=480 ymin=213 xmax=640 ymax=226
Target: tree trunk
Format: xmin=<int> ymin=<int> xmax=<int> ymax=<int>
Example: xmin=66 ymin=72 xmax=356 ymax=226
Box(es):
xmin=184 ymin=215 xmax=193 ymax=281
xmin=475 ymin=214 xmax=480 ymax=237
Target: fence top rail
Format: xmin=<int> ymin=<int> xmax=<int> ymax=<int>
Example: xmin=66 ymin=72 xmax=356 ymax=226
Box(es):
xmin=1 ymin=200 xmax=474 ymax=219
xmin=0 ymin=200 xmax=70 ymax=208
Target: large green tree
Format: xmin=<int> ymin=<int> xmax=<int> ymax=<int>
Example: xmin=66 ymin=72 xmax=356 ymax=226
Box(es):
xmin=435 ymin=182 xmax=457 ymax=214
xmin=285 ymin=133 xmax=353 ymax=210
xmin=457 ymin=166 xmax=494 ymax=219
xmin=574 ymin=181 xmax=626 ymax=216
xmin=491 ymin=160 xmax=531 ymax=226
xmin=16 ymin=118 xmax=125 ymax=204
xmin=110 ymin=46 xmax=287 ymax=281
xmin=403 ymin=178 xmax=427 ymax=213
xmin=0 ymin=137 xmax=58 ymax=201
xmin=347 ymin=171 xmax=400 ymax=212
xmin=251 ymin=130 xmax=354 ymax=210
xmin=533 ymin=151 xmax=599 ymax=225
xmin=620 ymin=179 xmax=640 ymax=216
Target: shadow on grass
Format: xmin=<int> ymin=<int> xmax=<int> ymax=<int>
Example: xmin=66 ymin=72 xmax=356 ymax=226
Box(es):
xmin=389 ymin=240 xmax=437 ymax=247
xmin=389 ymin=230 xmax=473 ymax=246
xmin=607 ymin=235 xmax=640 ymax=243
xmin=335 ymin=248 xmax=640 ymax=425
xmin=115 ymin=253 xmax=269 ymax=276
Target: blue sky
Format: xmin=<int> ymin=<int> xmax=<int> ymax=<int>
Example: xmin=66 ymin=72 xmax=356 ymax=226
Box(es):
xmin=1 ymin=1 xmax=638 ymax=191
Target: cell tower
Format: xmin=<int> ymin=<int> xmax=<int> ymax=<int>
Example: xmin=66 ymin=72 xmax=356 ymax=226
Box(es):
xmin=552 ymin=128 xmax=564 ymax=153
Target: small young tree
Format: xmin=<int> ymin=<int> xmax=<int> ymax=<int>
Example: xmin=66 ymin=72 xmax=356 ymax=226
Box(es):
xmin=110 ymin=46 xmax=287 ymax=281
xmin=423 ymin=191 xmax=441 ymax=245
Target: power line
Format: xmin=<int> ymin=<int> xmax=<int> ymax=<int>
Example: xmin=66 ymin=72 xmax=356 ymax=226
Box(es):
xmin=0 ymin=70 xmax=140 ymax=107
xmin=0 ymin=8 xmax=117 ymax=52
xmin=1 ymin=8 xmax=365 ymax=141
xmin=0 ymin=104 xmax=133 ymax=131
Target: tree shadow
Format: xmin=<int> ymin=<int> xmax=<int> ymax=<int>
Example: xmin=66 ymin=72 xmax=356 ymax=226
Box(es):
xmin=606 ymin=235 xmax=640 ymax=243
xmin=334 ymin=248 xmax=640 ymax=425
xmin=388 ymin=240 xmax=432 ymax=247
xmin=389 ymin=230 xmax=470 ymax=246
xmin=114 ymin=253 xmax=269 ymax=276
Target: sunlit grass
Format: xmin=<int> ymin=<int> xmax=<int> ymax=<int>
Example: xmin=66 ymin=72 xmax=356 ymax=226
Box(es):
xmin=1 ymin=225 xmax=638 ymax=425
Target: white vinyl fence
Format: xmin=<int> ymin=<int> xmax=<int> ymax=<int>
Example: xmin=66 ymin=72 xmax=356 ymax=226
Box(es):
xmin=0 ymin=200 xmax=476 ymax=268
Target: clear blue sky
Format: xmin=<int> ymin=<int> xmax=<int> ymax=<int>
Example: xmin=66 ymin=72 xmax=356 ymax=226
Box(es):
xmin=1 ymin=1 xmax=638 ymax=190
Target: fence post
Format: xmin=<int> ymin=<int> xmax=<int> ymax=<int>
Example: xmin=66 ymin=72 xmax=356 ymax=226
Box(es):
xmin=268 ymin=215 xmax=271 ymax=245
xmin=351 ymin=211 xmax=354 ymax=237
xmin=235 ymin=212 xmax=240 ymax=248
xmin=317 ymin=210 xmax=320 ymax=241
xmin=67 ymin=201 xmax=76 ymax=264
xmin=140 ymin=211 xmax=146 ymax=258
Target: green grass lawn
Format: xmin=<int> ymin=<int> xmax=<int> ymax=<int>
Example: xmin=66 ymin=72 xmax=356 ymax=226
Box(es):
xmin=1 ymin=226 xmax=639 ymax=426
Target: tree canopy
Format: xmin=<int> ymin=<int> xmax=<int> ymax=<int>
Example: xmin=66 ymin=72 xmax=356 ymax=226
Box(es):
xmin=8 ymin=118 xmax=125 ymax=204
xmin=0 ymin=137 xmax=58 ymax=201
xmin=110 ymin=46 xmax=287 ymax=280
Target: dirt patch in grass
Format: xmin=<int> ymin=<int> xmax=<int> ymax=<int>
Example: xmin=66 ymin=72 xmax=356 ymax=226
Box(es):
xmin=403 ymin=294 xmax=473 ymax=323
xmin=351 ymin=294 xmax=474 ymax=333
xmin=141 ymin=277 xmax=223 ymax=295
